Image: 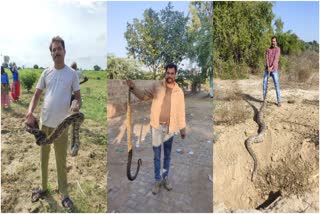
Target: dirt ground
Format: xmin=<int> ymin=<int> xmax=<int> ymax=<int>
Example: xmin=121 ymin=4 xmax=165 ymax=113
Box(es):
xmin=213 ymin=74 xmax=319 ymax=212
xmin=107 ymin=91 xmax=213 ymax=212
xmin=1 ymin=92 xmax=107 ymax=213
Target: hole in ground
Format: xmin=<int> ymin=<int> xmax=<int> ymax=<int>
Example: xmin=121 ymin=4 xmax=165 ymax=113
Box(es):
xmin=256 ymin=190 xmax=282 ymax=210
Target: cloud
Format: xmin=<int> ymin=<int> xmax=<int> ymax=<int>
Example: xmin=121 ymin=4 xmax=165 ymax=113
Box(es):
xmin=0 ymin=0 xmax=106 ymax=69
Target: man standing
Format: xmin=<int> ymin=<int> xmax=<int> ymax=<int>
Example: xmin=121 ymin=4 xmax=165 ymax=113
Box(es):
xmin=70 ymin=62 xmax=88 ymax=84
xmin=26 ymin=36 xmax=81 ymax=209
xmin=126 ymin=62 xmax=186 ymax=195
xmin=9 ymin=62 xmax=20 ymax=101
xmin=263 ymin=36 xmax=281 ymax=107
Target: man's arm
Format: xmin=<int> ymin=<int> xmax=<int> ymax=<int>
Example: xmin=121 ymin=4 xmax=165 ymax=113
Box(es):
xmin=126 ymin=80 xmax=154 ymax=101
xmin=25 ymin=89 xmax=42 ymax=126
xmin=70 ymin=90 xmax=81 ymax=112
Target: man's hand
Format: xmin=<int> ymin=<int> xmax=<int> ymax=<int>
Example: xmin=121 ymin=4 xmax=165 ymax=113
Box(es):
xmin=25 ymin=112 xmax=36 ymax=127
xmin=126 ymin=79 xmax=135 ymax=90
xmin=268 ymin=66 xmax=273 ymax=72
xmin=180 ymin=128 xmax=186 ymax=139
xmin=70 ymin=100 xmax=80 ymax=112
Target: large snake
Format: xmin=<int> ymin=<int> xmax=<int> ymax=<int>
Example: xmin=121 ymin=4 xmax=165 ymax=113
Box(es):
xmin=245 ymin=75 xmax=269 ymax=182
xmin=127 ymin=88 xmax=142 ymax=181
xmin=25 ymin=112 xmax=85 ymax=156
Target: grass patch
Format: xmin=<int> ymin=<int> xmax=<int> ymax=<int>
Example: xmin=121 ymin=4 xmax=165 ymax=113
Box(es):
xmin=214 ymin=84 xmax=249 ymax=125
xmin=255 ymin=156 xmax=315 ymax=199
xmin=281 ymin=51 xmax=319 ymax=83
xmin=70 ymin=181 xmax=106 ymax=213
xmin=214 ymin=101 xmax=250 ymax=126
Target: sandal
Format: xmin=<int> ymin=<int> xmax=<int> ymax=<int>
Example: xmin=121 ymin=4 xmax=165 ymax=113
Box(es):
xmin=31 ymin=187 xmax=48 ymax=202
xmin=61 ymin=196 xmax=74 ymax=209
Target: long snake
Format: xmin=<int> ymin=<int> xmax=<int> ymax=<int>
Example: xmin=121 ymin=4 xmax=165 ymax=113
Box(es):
xmin=127 ymin=88 xmax=142 ymax=181
xmin=245 ymin=75 xmax=269 ymax=181
xmin=25 ymin=112 xmax=85 ymax=156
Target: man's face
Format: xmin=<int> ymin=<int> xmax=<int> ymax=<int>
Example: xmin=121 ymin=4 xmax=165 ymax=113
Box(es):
xmin=51 ymin=41 xmax=65 ymax=64
xmin=271 ymin=38 xmax=277 ymax=48
xmin=165 ymin=67 xmax=176 ymax=83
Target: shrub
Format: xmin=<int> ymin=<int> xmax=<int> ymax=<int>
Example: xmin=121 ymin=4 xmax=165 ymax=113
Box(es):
xmin=20 ymin=72 xmax=38 ymax=92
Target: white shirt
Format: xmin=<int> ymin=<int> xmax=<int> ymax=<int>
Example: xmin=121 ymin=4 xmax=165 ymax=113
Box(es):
xmin=36 ymin=66 xmax=80 ymax=128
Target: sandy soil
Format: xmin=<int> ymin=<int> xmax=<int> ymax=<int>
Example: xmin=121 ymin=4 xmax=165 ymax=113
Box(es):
xmin=1 ymin=93 xmax=107 ymax=213
xmin=213 ymin=75 xmax=319 ymax=212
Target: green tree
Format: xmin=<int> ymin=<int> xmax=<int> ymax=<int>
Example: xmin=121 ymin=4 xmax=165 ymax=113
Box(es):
xmin=106 ymin=54 xmax=146 ymax=79
xmin=20 ymin=72 xmax=37 ymax=92
xmin=274 ymin=17 xmax=304 ymax=55
xmin=213 ymin=1 xmax=274 ymax=78
xmin=125 ymin=2 xmax=189 ymax=79
xmin=33 ymin=64 xmax=39 ymax=69
xmin=188 ymin=1 xmax=213 ymax=95
xmin=93 ymin=65 xmax=101 ymax=71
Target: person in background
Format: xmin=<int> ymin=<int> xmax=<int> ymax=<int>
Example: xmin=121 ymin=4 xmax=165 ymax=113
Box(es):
xmin=70 ymin=62 xmax=88 ymax=84
xmin=1 ymin=66 xmax=10 ymax=108
xmin=263 ymin=36 xmax=281 ymax=107
xmin=9 ymin=62 xmax=20 ymax=102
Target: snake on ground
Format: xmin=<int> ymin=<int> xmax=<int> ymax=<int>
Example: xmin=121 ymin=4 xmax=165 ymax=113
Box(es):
xmin=245 ymin=76 xmax=269 ymax=181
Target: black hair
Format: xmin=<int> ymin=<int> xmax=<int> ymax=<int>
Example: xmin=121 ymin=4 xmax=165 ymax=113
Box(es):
xmin=165 ymin=62 xmax=177 ymax=73
xmin=49 ymin=36 xmax=65 ymax=52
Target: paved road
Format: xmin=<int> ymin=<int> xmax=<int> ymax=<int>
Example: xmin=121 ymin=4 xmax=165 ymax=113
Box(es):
xmin=107 ymin=93 xmax=213 ymax=212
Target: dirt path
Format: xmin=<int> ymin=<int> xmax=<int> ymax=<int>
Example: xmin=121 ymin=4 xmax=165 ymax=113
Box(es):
xmin=213 ymin=76 xmax=319 ymax=212
xmin=107 ymin=91 xmax=213 ymax=212
xmin=1 ymin=92 xmax=107 ymax=213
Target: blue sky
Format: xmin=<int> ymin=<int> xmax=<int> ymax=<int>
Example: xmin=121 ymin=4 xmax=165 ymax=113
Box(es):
xmin=107 ymin=1 xmax=319 ymax=58
xmin=107 ymin=1 xmax=190 ymax=58
xmin=272 ymin=1 xmax=319 ymax=42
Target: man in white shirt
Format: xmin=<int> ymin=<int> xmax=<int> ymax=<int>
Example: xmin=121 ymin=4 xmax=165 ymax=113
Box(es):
xmin=26 ymin=36 xmax=81 ymax=209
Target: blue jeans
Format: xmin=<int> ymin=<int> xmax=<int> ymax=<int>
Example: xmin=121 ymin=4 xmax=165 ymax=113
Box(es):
xmin=153 ymin=136 xmax=174 ymax=181
xmin=263 ymin=71 xmax=281 ymax=104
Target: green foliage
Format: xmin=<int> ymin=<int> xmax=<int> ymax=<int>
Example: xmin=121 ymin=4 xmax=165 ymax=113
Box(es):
xmin=188 ymin=1 xmax=213 ymax=80
xmin=214 ymin=1 xmax=274 ymax=78
xmin=303 ymin=40 xmax=319 ymax=53
xmin=106 ymin=54 xmax=146 ymax=79
xmin=20 ymin=71 xmax=38 ymax=92
xmin=125 ymin=2 xmax=189 ymax=79
xmin=93 ymin=65 xmax=101 ymax=71
xmin=33 ymin=64 xmax=39 ymax=69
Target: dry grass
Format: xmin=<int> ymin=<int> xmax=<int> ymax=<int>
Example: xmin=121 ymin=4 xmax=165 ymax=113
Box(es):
xmin=214 ymin=84 xmax=250 ymax=126
xmin=286 ymin=51 xmax=319 ymax=83
xmin=255 ymin=155 xmax=315 ymax=199
xmin=213 ymin=83 xmax=243 ymax=101
xmin=214 ymin=102 xmax=250 ymax=126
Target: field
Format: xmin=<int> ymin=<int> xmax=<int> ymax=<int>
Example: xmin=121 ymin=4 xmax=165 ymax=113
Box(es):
xmin=213 ymin=72 xmax=319 ymax=212
xmin=1 ymin=68 xmax=107 ymax=212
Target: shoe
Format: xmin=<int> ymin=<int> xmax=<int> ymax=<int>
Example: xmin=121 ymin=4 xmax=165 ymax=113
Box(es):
xmin=31 ymin=187 xmax=48 ymax=202
xmin=277 ymin=103 xmax=281 ymax=107
xmin=152 ymin=181 xmax=161 ymax=195
xmin=162 ymin=177 xmax=173 ymax=191
xmin=61 ymin=196 xmax=74 ymax=210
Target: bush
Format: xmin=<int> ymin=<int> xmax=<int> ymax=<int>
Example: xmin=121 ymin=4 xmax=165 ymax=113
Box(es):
xmin=93 ymin=65 xmax=101 ymax=71
xmin=33 ymin=64 xmax=39 ymax=69
xmin=286 ymin=51 xmax=318 ymax=82
xmin=20 ymin=72 xmax=38 ymax=92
